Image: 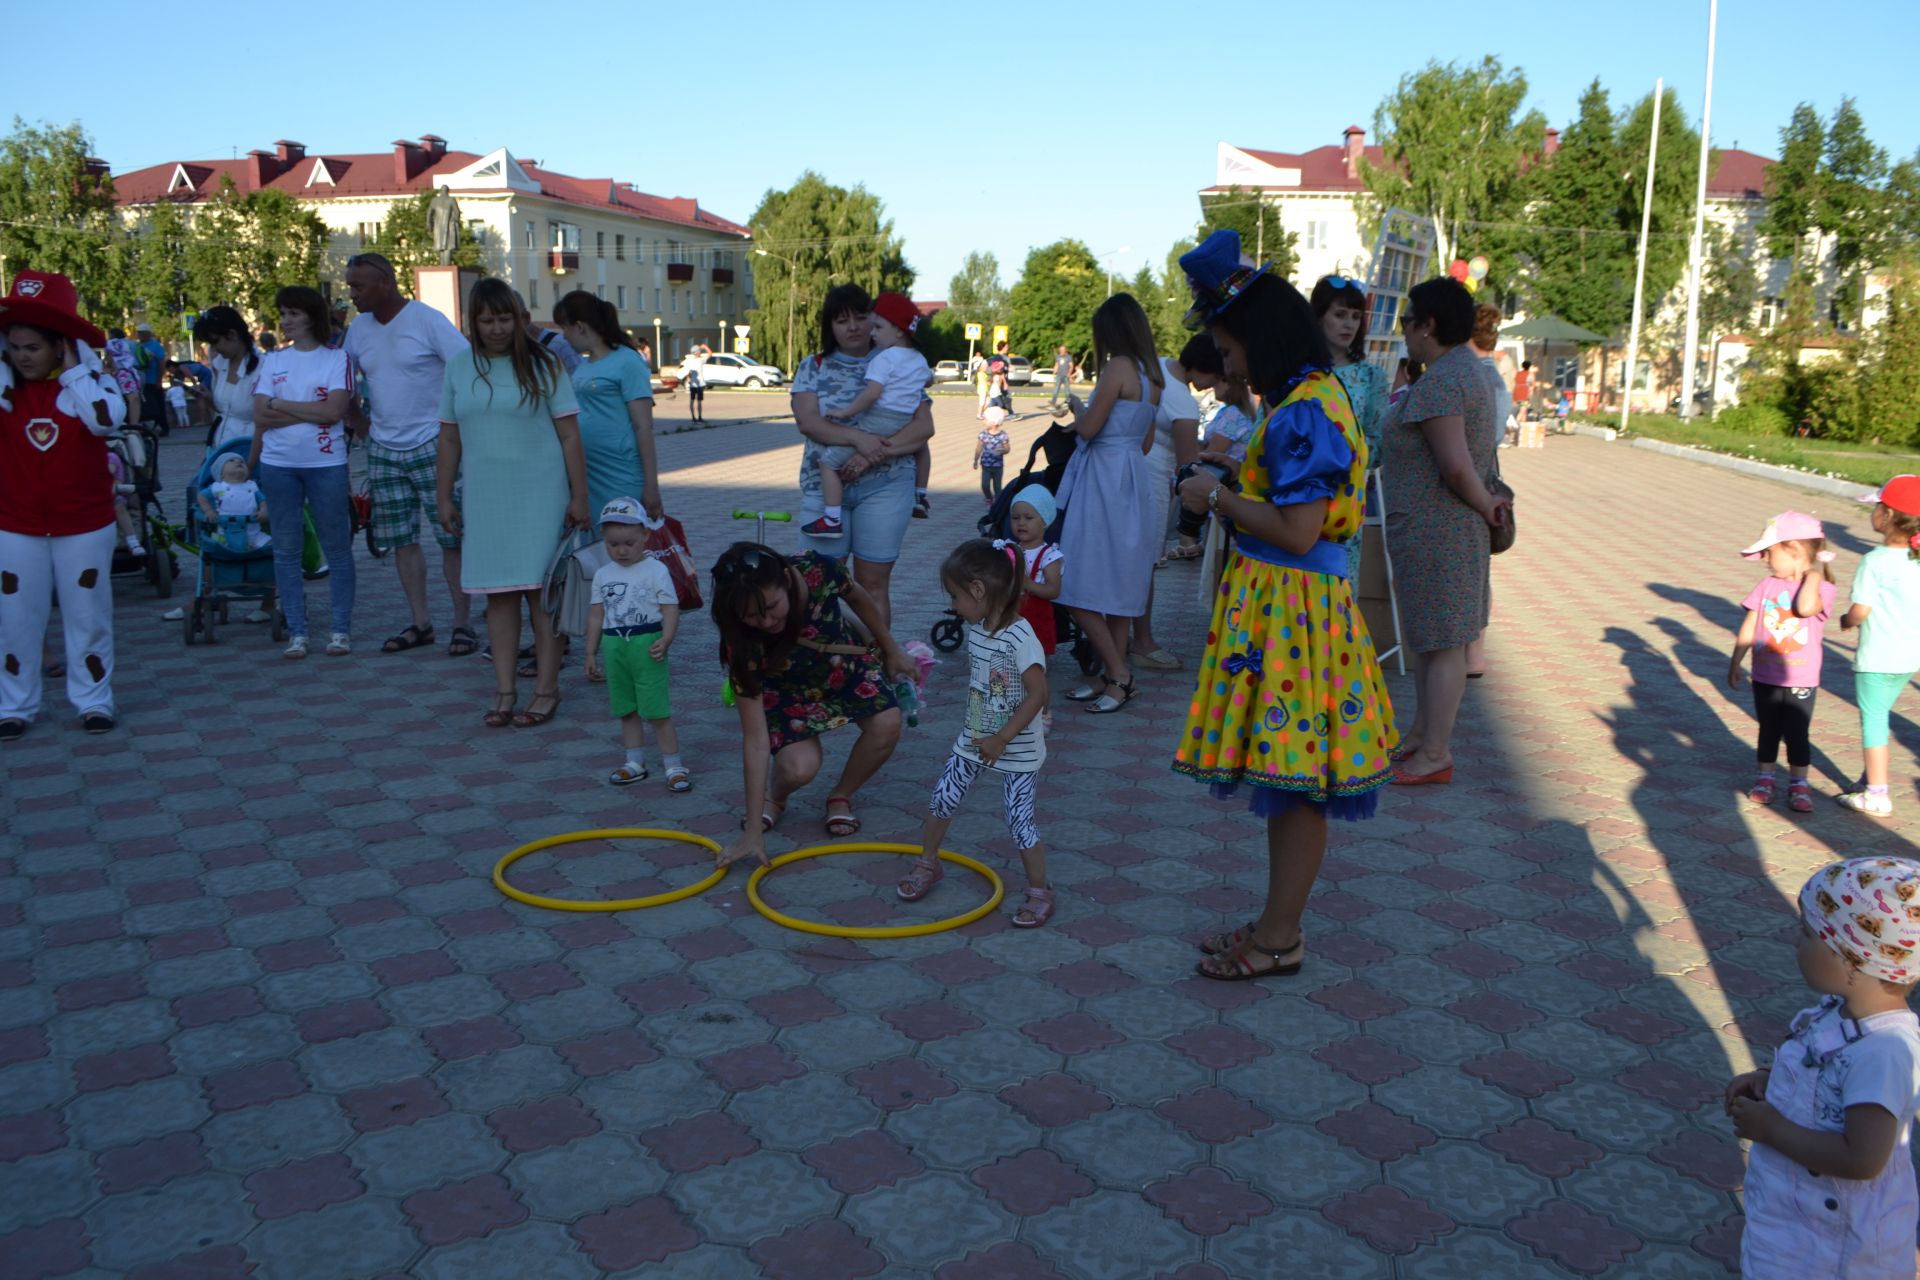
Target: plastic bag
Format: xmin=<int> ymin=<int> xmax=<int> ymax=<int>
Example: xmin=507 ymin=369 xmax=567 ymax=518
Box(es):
xmin=644 ymin=515 xmax=703 ymax=610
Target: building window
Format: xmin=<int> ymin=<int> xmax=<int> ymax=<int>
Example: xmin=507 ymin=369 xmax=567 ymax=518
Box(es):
xmin=653 ymin=288 xmax=661 ymax=312
xmin=671 ymin=289 xmax=678 ymax=314
xmin=524 ymin=221 xmax=535 ymax=250
xmin=654 ymin=241 xmax=663 ymax=264
xmin=617 ymin=285 xmax=627 ymax=308
xmin=615 ymin=234 xmax=625 ymax=261
xmin=1760 ymin=296 xmax=1782 ymax=330
xmin=1305 ymin=220 xmax=1329 ymax=251
xmin=549 ymin=221 xmax=580 ymax=252
xmin=596 ymin=231 xmax=605 ymax=259
xmin=702 ymin=292 xmax=710 ymax=316
xmin=529 ymin=280 xmax=539 ymax=308
xmin=596 ymin=284 xmax=606 ymax=300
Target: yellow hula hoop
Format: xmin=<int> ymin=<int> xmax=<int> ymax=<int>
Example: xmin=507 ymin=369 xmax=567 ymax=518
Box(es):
xmin=493 ymin=828 xmax=727 ymax=912
xmin=746 ymin=842 xmax=1005 ymax=939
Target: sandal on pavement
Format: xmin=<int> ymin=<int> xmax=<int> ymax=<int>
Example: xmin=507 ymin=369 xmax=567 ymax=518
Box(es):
xmin=825 ymin=795 xmax=862 ymax=837
xmin=609 ymin=762 xmax=649 ymax=785
xmin=1838 ymin=790 xmax=1894 ymax=818
xmin=665 ymin=766 xmax=693 ymax=794
xmin=1196 ymin=935 xmax=1305 ymax=982
xmin=511 ymin=692 xmax=561 ymax=728
xmin=381 ymin=624 xmax=434 ymax=654
xmin=483 ymin=692 xmax=517 ymax=729
xmin=517 ymin=636 xmax=570 ymax=678
xmin=1167 ymin=543 xmax=1203 ymax=561
xmin=1012 ymin=887 xmax=1056 ymax=928
xmin=1087 ymin=678 xmax=1136 ymax=714
xmin=1198 ymin=920 xmax=1259 ymax=956
xmin=1788 ymin=779 xmax=1814 ymax=814
xmin=446 ymin=625 xmax=479 ymax=657
xmin=897 ymin=857 xmax=944 ymax=901
xmin=1064 ymin=678 xmax=1109 ymax=703
xmin=1130 ymin=648 xmax=1182 ymax=670
xmin=758 ymin=798 xmax=786 ymax=833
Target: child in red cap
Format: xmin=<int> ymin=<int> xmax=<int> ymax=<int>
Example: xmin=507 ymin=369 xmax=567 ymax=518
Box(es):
xmin=803 ymin=292 xmax=933 ymax=535
xmin=1728 ymin=511 xmax=1837 ymax=813
xmin=1837 ymin=476 xmax=1920 ymax=816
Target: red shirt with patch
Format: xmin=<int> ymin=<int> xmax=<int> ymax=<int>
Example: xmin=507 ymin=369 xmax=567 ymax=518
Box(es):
xmin=0 ymin=375 xmax=114 ymax=537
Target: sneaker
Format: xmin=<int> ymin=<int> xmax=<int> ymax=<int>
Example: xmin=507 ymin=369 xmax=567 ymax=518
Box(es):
xmin=1747 ymin=775 xmax=1776 ymax=806
xmin=801 ymin=515 xmax=843 ymax=536
xmin=283 ymin=634 xmax=309 ymax=660
xmin=1838 ymin=790 xmax=1894 ymax=817
xmin=325 ymin=633 xmax=351 ymax=657
xmin=244 ymin=609 xmax=272 ymax=625
xmin=913 ymin=495 xmax=931 ymax=519
xmin=1788 ymin=780 xmax=1815 ymax=814
xmin=81 ymin=713 xmax=114 ymax=734
xmin=0 ymin=719 xmax=27 ymax=742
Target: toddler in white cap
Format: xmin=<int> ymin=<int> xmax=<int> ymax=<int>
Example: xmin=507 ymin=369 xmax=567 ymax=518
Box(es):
xmin=1729 ymin=856 xmax=1920 ymax=1278
xmin=584 ymin=497 xmax=689 ymax=791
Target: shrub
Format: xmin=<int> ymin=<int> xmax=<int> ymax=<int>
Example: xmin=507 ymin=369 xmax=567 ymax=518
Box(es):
xmin=1714 ymin=403 xmax=1791 ymax=436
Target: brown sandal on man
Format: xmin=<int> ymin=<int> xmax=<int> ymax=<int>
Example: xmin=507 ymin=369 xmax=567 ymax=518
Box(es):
xmin=511 ymin=691 xmax=561 ymax=728
xmin=1196 ymin=935 xmax=1305 ymax=982
xmin=381 ymin=624 xmax=434 ymax=654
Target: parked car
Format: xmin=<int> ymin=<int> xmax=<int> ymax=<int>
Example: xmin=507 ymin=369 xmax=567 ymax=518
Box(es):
xmin=679 ymin=353 xmax=785 ymax=388
xmin=932 ymin=360 xmax=965 ymax=383
xmin=1005 ymin=355 xmax=1033 ymax=385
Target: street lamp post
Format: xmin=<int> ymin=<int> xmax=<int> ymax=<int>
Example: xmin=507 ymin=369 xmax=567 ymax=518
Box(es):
xmin=652 ymin=316 xmax=662 ymax=368
xmin=1097 ymin=245 xmax=1132 ymax=298
xmin=755 ymin=247 xmax=800 ymax=375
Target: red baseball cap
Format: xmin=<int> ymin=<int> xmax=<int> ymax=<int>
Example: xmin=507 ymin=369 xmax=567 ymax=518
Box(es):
xmin=0 ymin=270 xmax=106 ymax=349
xmin=1859 ymin=476 xmax=1920 ymax=517
xmin=870 ymin=293 xmax=921 ymax=339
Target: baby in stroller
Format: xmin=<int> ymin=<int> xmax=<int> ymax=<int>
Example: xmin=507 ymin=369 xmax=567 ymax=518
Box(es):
xmin=196 ymin=455 xmax=269 ymax=550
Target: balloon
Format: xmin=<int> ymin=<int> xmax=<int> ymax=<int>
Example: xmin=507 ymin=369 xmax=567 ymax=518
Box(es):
xmin=1468 ymin=256 xmax=1490 ymax=281
xmin=1448 ymin=259 xmax=1470 ymax=282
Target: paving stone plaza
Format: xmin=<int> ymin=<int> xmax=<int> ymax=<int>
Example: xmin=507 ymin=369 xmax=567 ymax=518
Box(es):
xmin=5 ymin=392 xmax=1918 ymax=1277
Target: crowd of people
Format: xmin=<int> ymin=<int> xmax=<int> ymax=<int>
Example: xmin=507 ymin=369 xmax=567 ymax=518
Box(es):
xmin=9 ymin=233 xmax=1920 ymax=1274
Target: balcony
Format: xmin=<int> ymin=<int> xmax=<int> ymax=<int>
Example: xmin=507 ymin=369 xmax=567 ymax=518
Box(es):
xmin=667 ymin=263 xmax=694 ymax=284
xmin=711 ymin=267 xmax=734 ymax=287
xmin=549 ymin=250 xmax=578 ymax=274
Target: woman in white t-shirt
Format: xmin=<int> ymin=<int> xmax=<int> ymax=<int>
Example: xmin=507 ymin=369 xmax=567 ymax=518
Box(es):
xmin=252 ymin=286 xmax=355 ymax=659
xmin=193 ymin=307 xmax=261 ymax=451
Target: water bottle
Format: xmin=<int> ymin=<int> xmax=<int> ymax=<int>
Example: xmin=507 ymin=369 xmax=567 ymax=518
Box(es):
xmin=894 ymin=679 xmax=919 ymax=728
xmin=721 ymin=677 xmax=736 ymax=708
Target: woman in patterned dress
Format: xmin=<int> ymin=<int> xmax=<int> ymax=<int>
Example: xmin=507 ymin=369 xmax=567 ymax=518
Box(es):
xmin=1379 ymin=278 xmax=1511 ymax=785
xmin=1171 ymin=231 xmax=1400 ymax=981
xmin=1310 ymin=275 xmax=1388 ymax=582
xmin=710 ymin=544 xmax=919 ymax=868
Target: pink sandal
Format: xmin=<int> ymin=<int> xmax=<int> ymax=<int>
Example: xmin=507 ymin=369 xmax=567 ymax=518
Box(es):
xmin=897 ymin=857 xmax=944 ymax=901
xmin=1012 ymin=887 xmax=1056 ymax=929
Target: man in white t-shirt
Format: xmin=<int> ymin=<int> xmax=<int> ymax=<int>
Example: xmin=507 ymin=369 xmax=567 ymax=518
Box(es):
xmin=1128 ymin=353 xmax=1200 ymax=671
xmin=343 ymin=252 xmax=475 ymax=656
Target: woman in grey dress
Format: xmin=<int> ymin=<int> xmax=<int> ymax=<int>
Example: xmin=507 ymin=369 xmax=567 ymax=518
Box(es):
xmin=1381 ymin=277 xmax=1512 ymax=785
xmin=1055 ymin=293 xmax=1163 ymax=714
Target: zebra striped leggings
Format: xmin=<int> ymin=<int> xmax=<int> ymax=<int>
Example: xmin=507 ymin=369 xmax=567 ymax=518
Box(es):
xmin=929 ymin=753 xmax=1043 ymax=850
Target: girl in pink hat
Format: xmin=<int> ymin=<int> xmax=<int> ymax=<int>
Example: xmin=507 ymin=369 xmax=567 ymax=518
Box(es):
xmin=1728 ymin=511 xmax=1836 ymax=813
xmin=1837 ymin=477 xmax=1920 ymax=816
xmin=0 ymin=271 xmax=129 ymax=741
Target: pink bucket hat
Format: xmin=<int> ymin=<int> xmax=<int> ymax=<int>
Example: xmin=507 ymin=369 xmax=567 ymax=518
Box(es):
xmin=1740 ymin=510 xmax=1834 ymax=562
xmin=1801 ymin=857 xmax=1920 ymax=985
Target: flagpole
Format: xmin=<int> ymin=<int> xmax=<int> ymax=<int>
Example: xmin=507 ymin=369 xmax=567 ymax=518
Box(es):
xmin=1622 ymin=78 xmax=1664 ymax=437
xmin=1678 ymin=0 xmax=1718 ymax=420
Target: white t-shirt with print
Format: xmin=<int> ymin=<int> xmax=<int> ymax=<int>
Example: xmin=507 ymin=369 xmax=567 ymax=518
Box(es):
xmin=252 ymin=346 xmax=351 ymax=468
xmin=955 ymin=618 xmax=1047 ymax=774
xmin=863 ymin=346 xmax=932 ymax=415
xmin=590 ymin=558 xmax=677 ymax=632
xmin=343 ymin=300 xmax=471 ymax=452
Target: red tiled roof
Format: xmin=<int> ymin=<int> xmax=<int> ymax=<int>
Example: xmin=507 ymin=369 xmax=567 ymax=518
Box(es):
xmin=111 ymin=140 xmax=748 ymax=237
xmin=1706 ymin=148 xmax=1773 ymax=200
xmin=1205 ymin=142 xmax=1778 ymax=201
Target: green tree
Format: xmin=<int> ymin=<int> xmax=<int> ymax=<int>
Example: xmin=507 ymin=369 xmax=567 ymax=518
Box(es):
xmin=125 ymin=200 xmax=193 ymax=342
xmin=946 ymin=251 xmax=1007 ymax=328
xmin=366 ymin=190 xmax=483 ymax=301
xmin=1007 ymin=240 xmax=1106 ymax=368
xmin=1865 ymin=264 xmax=1920 ymax=445
xmin=1820 ymin=98 xmax=1890 ymax=325
xmin=1195 ymin=187 xmax=1297 ymax=281
xmin=1887 ymin=152 xmax=1920 ymax=258
xmin=744 ymin=171 xmax=912 ymax=375
xmin=1697 ymin=223 xmax=1762 ymax=343
xmin=1149 ymin=239 xmax=1198 ymax=357
xmin=0 ymin=118 xmax=123 ymax=319
xmin=1523 ymin=80 xmax=1634 ymax=336
xmin=1359 ymin=56 xmax=1546 ymax=275
xmin=1619 ymin=85 xmax=1703 ymax=323
xmin=1761 ymin=103 xmax=1825 ymax=264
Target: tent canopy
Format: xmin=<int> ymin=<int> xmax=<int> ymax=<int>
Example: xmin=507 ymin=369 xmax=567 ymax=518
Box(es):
xmin=1500 ymin=315 xmax=1607 ymax=343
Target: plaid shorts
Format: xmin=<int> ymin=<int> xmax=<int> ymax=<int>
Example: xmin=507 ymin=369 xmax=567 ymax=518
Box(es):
xmin=367 ymin=440 xmax=459 ymax=551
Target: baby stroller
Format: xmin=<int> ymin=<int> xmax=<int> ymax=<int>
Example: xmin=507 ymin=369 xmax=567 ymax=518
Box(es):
xmin=106 ymin=424 xmax=180 ymax=597
xmin=180 ymin=439 xmax=285 ymax=645
xmin=932 ymin=420 xmax=1091 ymax=672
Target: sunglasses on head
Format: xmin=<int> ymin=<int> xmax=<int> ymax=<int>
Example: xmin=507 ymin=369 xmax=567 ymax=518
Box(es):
xmin=1324 ymin=275 xmax=1368 ymax=296
xmin=712 ymin=548 xmax=773 ymax=583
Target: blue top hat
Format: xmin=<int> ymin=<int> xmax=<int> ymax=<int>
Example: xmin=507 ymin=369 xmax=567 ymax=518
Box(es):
xmin=1179 ymin=230 xmax=1271 ymax=329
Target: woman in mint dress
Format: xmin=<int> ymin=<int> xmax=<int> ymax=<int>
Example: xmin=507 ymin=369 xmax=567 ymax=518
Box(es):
xmin=553 ymin=290 xmax=661 ymax=528
xmin=437 ymin=278 xmax=588 ymax=729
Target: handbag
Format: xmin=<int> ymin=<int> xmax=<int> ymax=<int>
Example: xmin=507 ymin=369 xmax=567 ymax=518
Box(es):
xmin=543 ymin=528 xmax=605 ymax=638
xmin=643 ymin=514 xmax=703 ymax=610
xmin=1488 ymin=468 xmax=1517 ymax=555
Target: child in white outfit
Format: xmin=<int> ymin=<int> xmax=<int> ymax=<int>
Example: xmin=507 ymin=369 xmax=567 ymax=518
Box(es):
xmin=803 ymin=291 xmax=932 ymax=535
xmin=1728 ymin=856 xmax=1920 ymax=1279
xmin=198 ymin=455 xmax=270 ymax=549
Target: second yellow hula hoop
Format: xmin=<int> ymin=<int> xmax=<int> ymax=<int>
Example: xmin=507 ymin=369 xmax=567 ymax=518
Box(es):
xmin=493 ymin=828 xmax=727 ymax=912
xmin=746 ymin=841 xmax=1005 ymax=939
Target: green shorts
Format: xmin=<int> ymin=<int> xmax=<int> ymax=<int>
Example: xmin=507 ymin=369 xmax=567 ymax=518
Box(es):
xmin=604 ymin=633 xmax=670 ymax=720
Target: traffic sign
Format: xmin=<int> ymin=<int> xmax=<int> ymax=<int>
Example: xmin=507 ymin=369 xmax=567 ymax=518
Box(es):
xmin=736 ymin=337 xmax=750 ymax=353
xmin=991 ymin=324 xmax=1008 ymax=348
xmin=964 ymin=323 xmax=982 ymax=341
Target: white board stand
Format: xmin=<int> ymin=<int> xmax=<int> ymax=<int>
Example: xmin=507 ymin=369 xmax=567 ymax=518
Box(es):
xmin=1358 ymin=467 xmax=1406 ymax=676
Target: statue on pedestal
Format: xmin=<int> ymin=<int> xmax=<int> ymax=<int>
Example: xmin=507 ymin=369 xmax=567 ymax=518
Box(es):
xmin=428 ymin=188 xmax=461 ymax=266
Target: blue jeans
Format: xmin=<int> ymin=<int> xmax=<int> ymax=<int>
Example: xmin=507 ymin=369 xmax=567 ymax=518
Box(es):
xmin=258 ymin=463 xmax=355 ymax=636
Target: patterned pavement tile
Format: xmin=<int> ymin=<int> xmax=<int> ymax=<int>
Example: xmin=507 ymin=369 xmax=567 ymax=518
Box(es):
xmin=1389 ymin=1138 xmax=1556 ymax=1227
xmin=243 ymin=1197 xmax=422 ymax=1280
xmin=673 ymin=1149 xmax=843 ymax=1247
xmin=1018 ymin=1189 xmax=1201 ymax=1279
xmin=350 ymin=1111 xmax=510 ymax=1196
xmin=886 ymin=1089 xmax=1041 ymax=1170
xmin=1050 ymin=1108 xmax=1205 ymax=1188
xmin=81 ymin=1173 xmax=255 ymax=1272
xmin=727 ymin=1072 xmax=881 ymax=1150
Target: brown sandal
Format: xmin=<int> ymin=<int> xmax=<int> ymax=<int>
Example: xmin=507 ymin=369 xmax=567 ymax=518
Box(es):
xmin=511 ymin=691 xmax=561 ymax=728
xmin=483 ymin=691 xmax=516 ymax=729
xmin=1198 ymin=921 xmax=1258 ymax=956
xmin=1196 ymin=935 xmax=1305 ymax=982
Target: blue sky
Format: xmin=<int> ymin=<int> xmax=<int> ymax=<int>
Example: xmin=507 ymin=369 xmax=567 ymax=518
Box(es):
xmin=13 ymin=0 xmax=1918 ymax=296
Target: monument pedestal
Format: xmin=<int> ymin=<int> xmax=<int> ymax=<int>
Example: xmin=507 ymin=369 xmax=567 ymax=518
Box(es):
xmin=414 ymin=266 xmax=480 ymax=331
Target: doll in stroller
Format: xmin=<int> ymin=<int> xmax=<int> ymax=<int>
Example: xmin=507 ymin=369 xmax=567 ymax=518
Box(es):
xmin=180 ymin=439 xmax=285 ymax=645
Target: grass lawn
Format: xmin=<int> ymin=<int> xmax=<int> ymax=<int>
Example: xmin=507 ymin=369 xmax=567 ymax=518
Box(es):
xmin=1575 ymin=413 xmax=1920 ymax=487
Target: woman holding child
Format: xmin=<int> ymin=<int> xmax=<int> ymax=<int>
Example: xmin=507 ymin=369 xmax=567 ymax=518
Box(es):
xmin=789 ymin=284 xmax=937 ymax=628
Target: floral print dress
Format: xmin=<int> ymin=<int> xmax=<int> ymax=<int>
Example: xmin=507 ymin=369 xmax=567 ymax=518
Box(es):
xmin=746 ymin=553 xmax=898 ymax=754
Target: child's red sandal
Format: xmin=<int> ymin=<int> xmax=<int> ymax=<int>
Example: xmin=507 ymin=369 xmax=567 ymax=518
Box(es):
xmin=1012 ymin=887 xmax=1055 ymax=929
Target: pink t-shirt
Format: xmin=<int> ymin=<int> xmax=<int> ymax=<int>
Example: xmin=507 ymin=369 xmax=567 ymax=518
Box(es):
xmin=1742 ymin=575 xmax=1837 ymax=687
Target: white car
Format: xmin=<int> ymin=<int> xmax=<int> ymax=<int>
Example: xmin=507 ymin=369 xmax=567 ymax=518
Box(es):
xmin=931 ymin=360 xmax=965 ymax=383
xmin=681 ymin=353 xmax=785 ymax=388
xmin=1005 ymin=355 xmax=1033 ymax=385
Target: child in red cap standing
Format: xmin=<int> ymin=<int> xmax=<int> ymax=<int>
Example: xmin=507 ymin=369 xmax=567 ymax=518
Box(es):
xmin=803 ymin=292 xmax=933 ymax=536
xmin=1728 ymin=511 xmax=1837 ymax=813
xmin=0 ymin=271 xmax=130 ymax=740
xmin=1838 ymin=476 xmax=1920 ymax=816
